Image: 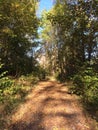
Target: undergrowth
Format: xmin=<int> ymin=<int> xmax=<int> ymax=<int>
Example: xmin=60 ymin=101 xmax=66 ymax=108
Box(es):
xmin=0 ymin=69 xmax=39 ymax=129
xmin=69 ymin=67 xmax=98 ymax=124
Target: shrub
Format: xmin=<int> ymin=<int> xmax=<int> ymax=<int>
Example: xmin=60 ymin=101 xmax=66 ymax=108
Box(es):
xmin=0 ymin=63 xmax=13 ymax=102
xmin=72 ymin=75 xmax=84 ymax=95
xmin=72 ymin=67 xmax=98 ymax=108
xmin=84 ymin=76 xmax=98 ymax=107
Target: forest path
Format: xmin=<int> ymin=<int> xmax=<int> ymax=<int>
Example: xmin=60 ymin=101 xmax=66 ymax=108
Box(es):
xmin=9 ymin=81 xmax=94 ymax=130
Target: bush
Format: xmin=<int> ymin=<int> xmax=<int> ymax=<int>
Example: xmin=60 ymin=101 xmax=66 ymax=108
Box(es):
xmin=72 ymin=75 xmax=84 ymax=95
xmin=36 ymin=67 xmax=47 ymax=80
xmin=0 ymin=63 xmax=13 ymax=102
xmin=84 ymin=76 xmax=98 ymax=107
xmin=72 ymin=67 xmax=98 ymax=108
xmin=55 ymin=72 xmax=66 ymax=82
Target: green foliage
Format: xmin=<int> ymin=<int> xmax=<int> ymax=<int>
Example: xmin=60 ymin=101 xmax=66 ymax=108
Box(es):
xmin=55 ymin=71 xmax=66 ymax=82
xmin=85 ymin=80 xmax=98 ymax=107
xmin=0 ymin=60 xmax=39 ymax=103
xmin=71 ymin=67 xmax=98 ymax=108
xmin=36 ymin=66 xmax=47 ymax=80
xmin=40 ymin=0 xmax=98 ymax=79
xmin=0 ymin=63 xmax=13 ymax=102
xmin=0 ymin=0 xmax=39 ymax=76
xmin=72 ymin=75 xmax=84 ymax=95
xmin=0 ymin=72 xmax=39 ymax=130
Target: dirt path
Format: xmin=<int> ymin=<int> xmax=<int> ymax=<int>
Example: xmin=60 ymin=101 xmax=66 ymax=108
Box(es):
xmin=9 ymin=81 xmax=96 ymax=130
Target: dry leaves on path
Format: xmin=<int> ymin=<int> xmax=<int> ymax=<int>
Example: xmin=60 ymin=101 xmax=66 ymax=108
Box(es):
xmin=9 ymin=81 xmax=97 ymax=130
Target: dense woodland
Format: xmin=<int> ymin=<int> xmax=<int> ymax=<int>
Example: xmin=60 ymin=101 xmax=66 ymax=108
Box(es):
xmin=40 ymin=0 xmax=98 ymax=107
xmin=0 ymin=0 xmax=98 ymax=129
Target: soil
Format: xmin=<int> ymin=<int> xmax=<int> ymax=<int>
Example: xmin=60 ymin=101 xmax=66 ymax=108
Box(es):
xmin=9 ymin=81 xmax=98 ymax=130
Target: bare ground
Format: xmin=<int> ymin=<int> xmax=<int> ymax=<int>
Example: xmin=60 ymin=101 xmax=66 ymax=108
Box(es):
xmin=8 ymin=81 xmax=97 ymax=130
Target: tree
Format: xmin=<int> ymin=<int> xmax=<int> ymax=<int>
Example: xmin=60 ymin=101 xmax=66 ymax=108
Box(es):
xmin=40 ymin=0 xmax=98 ymax=78
xmin=0 ymin=0 xmax=39 ymax=76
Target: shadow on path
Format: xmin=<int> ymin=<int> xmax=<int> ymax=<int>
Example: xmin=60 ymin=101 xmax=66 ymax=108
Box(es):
xmin=9 ymin=81 xmax=95 ymax=130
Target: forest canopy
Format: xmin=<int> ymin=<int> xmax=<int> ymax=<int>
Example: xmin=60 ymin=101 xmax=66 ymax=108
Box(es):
xmin=0 ymin=0 xmax=39 ymax=76
xmin=40 ymin=0 xmax=98 ymax=78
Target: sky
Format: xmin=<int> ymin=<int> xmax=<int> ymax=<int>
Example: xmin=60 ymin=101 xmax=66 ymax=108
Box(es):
xmin=38 ymin=0 xmax=53 ymax=16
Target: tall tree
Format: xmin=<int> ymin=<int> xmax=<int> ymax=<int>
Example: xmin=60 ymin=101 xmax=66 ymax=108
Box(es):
xmin=40 ymin=0 xmax=98 ymax=78
xmin=0 ymin=0 xmax=39 ymax=75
